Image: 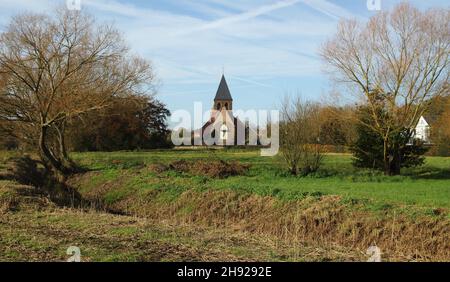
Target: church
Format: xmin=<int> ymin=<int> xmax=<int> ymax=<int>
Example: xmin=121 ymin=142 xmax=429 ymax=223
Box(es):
xmin=193 ymin=75 xmax=254 ymax=146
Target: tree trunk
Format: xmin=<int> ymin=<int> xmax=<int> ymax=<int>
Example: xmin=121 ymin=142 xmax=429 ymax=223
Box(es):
xmin=39 ymin=125 xmax=67 ymax=176
xmin=383 ymin=138 xmax=402 ymax=176
xmin=383 ymin=138 xmax=391 ymax=176
xmin=290 ymin=164 xmax=298 ymax=175
xmin=55 ymin=121 xmax=74 ymax=169
xmin=390 ymin=144 xmax=402 ymax=175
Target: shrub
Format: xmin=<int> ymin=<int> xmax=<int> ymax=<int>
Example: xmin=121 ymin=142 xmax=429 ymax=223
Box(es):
xmin=279 ymin=97 xmax=324 ymax=175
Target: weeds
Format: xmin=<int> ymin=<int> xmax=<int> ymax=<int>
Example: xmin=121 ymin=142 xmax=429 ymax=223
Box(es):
xmin=149 ymin=159 xmax=250 ymax=179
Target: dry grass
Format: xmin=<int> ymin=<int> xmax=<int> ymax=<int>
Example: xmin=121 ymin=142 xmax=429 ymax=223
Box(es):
xmin=0 ymin=181 xmax=55 ymax=214
xmin=0 ymin=156 xmax=82 ymax=211
xmin=82 ymin=186 xmax=450 ymax=261
xmin=0 ymin=202 xmax=363 ymax=262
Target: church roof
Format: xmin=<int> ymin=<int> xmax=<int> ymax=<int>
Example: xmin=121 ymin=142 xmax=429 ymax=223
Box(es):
xmin=214 ymin=75 xmax=233 ymax=101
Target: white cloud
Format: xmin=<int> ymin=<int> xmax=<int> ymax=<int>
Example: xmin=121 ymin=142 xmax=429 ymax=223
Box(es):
xmin=0 ymin=0 xmax=348 ymax=87
xmin=0 ymin=0 xmax=359 ymax=100
xmin=174 ymin=0 xmax=302 ymax=36
xmin=92 ymin=1 xmax=335 ymax=82
xmin=0 ymin=0 xmax=446 ymax=112
xmin=300 ymin=0 xmax=363 ymax=20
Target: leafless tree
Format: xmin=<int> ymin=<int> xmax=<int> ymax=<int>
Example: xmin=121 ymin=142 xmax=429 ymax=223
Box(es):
xmin=0 ymin=8 xmax=155 ymax=176
xmin=320 ymin=3 xmax=449 ymax=175
xmin=280 ymin=96 xmax=323 ymax=176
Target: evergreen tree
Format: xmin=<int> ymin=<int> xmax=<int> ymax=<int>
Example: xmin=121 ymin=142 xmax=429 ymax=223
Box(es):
xmin=351 ymin=107 xmax=428 ymax=172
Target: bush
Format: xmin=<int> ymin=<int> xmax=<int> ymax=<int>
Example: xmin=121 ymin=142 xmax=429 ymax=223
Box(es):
xmin=279 ymin=97 xmax=324 ymax=175
xmin=428 ymin=136 xmax=450 ymax=157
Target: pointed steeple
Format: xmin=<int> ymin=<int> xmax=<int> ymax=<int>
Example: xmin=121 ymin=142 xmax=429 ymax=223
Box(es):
xmin=214 ymin=75 xmax=233 ymax=101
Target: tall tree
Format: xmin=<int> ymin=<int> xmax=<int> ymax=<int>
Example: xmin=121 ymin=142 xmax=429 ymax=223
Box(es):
xmin=320 ymin=3 xmax=449 ymax=175
xmin=0 ymin=8 xmax=154 ymax=176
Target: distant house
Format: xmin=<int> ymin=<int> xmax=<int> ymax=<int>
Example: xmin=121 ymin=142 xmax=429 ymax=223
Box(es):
xmin=410 ymin=116 xmax=431 ymax=144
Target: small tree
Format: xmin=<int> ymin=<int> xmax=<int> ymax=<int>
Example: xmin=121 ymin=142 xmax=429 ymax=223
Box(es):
xmin=280 ymin=96 xmax=323 ymax=176
xmin=351 ymin=106 xmax=428 ymax=171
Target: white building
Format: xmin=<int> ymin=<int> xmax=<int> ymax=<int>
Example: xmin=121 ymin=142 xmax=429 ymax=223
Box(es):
xmin=411 ymin=116 xmax=431 ymax=144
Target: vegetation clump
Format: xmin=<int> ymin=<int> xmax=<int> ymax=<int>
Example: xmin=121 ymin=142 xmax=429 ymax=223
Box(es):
xmin=150 ymin=159 xmax=250 ymax=179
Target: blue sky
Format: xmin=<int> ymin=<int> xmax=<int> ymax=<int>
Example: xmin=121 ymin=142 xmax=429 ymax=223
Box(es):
xmin=0 ymin=0 xmax=448 ymax=117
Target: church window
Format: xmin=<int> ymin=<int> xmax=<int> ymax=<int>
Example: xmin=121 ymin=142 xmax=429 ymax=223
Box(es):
xmin=220 ymin=124 xmax=228 ymax=140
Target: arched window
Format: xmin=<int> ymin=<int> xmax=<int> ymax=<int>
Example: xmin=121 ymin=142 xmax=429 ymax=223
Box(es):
xmin=224 ymin=103 xmax=228 ymax=110
xmin=216 ymin=103 xmax=221 ymax=110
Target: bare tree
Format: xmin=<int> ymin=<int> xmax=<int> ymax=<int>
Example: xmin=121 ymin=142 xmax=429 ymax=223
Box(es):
xmin=280 ymin=96 xmax=323 ymax=176
xmin=0 ymin=8 xmax=154 ymax=176
xmin=320 ymin=3 xmax=449 ymax=175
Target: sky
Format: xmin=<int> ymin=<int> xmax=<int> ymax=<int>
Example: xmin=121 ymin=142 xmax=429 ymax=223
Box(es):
xmin=0 ymin=0 xmax=448 ymax=119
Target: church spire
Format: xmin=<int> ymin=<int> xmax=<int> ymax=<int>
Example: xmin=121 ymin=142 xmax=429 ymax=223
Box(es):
xmin=213 ymin=74 xmax=233 ymax=111
xmin=214 ymin=75 xmax=233 ymax=101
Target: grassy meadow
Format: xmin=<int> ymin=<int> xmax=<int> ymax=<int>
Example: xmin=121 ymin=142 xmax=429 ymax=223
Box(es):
xmin=1 ymin=148 xmax=449 ymax=261
xmin=71 ymin=148 xmax=450 ymax=211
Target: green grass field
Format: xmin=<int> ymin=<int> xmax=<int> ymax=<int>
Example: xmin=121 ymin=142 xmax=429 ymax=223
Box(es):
xmin=71 ymin=149 xmax=450 ymax=211
xmin=1 ymin=149 xmax=449 ymax=261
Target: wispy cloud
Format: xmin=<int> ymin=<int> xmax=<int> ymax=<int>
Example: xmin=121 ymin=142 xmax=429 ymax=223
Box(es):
xmin=0 ymin=0 xmax=351 ymax=91
xmin=300 ymin=0 xmax=363 ymax=20
xmin=2 ymin=0 xmax=443 ymax=112
xmin=228 ymin=75 xmax=275 ymax=89
xmin=84 ymin=0 xmax=148 ymax=18
xmin=76 ymin=0 xmax=331 ymax=86
xmin=174 ymin=0 xmax=301 ymax=36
